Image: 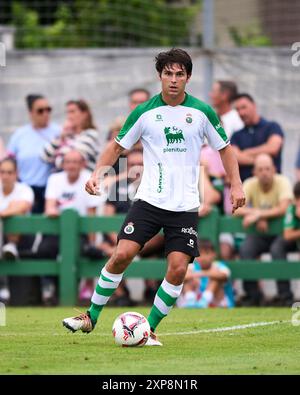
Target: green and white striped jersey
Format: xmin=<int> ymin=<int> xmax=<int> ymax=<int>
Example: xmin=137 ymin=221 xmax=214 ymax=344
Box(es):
xmin=115 ymin=93 xmax=229 ymax=212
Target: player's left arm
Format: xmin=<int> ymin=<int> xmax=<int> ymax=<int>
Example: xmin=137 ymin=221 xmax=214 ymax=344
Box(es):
xmin=219 ymin=144 xmax=246 ymax=213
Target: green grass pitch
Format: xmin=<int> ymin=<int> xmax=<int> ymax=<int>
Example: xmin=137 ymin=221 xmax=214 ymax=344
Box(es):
xmin=0 ymin=307 xmax=299 ymax=375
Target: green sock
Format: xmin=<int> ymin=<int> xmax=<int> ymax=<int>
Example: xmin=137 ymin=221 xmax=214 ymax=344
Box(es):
xmin=88 ymin=267 xmax=123 ymax=325
xmin=88 ymin=303 xmax=103 ymax=324
xmin=148 ymin=279 xmax=183 ymax=331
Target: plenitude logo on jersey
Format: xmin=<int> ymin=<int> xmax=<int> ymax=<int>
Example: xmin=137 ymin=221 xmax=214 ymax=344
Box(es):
xmin=163 ymin=126 xmax=187 ymax=154
xmin=164 ymin=126 xmax=185 ymax=145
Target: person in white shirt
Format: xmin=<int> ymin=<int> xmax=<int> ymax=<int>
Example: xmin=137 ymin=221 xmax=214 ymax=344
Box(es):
xmin=209 ymin=80 xmax=244 ymax=138
xmin=63 ymin=48 xmax=245 ymax=345
xmin=7 ymin=94 xmax=60 ymax=213
xmin=38 ymin=149 xmax=99 ymax=305
xmin=0 ymin=157 xmax=34 ymax=302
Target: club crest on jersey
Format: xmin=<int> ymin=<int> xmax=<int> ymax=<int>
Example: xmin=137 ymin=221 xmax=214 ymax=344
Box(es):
xmin=164 ymin=126 xmax=185 ymax=145
xmin=186 ymin=113 xmax=193 ymax=124
xmin=124 ymin=222 xmax=135 ymax=234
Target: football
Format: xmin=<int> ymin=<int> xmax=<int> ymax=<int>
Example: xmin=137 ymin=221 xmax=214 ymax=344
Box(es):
xmin=112 ymin=312 xmax=150 ymax=347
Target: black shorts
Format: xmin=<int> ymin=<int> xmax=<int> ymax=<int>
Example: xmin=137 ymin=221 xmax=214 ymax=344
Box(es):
xmin=118 ymin=199 xmax=199 ymax=261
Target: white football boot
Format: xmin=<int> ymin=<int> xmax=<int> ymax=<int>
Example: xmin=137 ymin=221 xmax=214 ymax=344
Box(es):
xmin=145 ymin=331 xmax=163 ymax=346
xmin=62 ymin=311 xmax=94 ymax=333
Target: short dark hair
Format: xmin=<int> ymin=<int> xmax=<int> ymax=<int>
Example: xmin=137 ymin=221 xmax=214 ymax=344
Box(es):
xmin=155 ymin=48 xmax=193 ymax=76
xmin=217 ymin=80 xmax=238 ymax=103
xmin=294 ymin=182 xmax=300 ymax=199
xmin=234 ymin=93 xmax=255 ymax=103
xmin=197 ymin=238 xmax=215 ymax=252
xmin=128 ymin=88 xmax=150 ymax=99
xmin=26 ymin=94 xmax=44 ymax=111
xmin=0 ymin=156 xmax=17 ymax=171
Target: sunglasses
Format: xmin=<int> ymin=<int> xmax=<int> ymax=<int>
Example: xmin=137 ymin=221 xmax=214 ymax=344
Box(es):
xmin=36 ymin=106 xmax=52 ymax=114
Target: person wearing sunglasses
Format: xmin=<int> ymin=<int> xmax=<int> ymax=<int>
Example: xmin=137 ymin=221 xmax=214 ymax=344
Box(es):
xmin=7 ymin=94 xmax=60 ymax=213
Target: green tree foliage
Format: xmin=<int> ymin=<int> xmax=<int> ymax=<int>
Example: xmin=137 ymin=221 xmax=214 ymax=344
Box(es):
xmin=229 ymin=21 xmax=272 ymax=47
xmin=11 ymin=0 xmax=201 ymax=48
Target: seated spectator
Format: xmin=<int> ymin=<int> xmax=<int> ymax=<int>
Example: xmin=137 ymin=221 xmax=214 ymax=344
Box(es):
xmin=231 ymin=93 xmax=284 ymax=182
xmin=177 ymin=239 xmax=235 ymax=308
xmin=0 ymin=157 xmax=34 ymax=303
xmin=219 ymin=233 xmax=236 ymax=261
xmin=106 ymin=116 xmax=127 ymax=176
xmin=236 ymin=153 xmax=293 ymax=306
xmin=128 ymin=88 xmax=150 ymax=111
xmin=209 ymin=80 xmax=244 ymax=138
xmin=203 ymin=81 xmax=243 ymax=215
xmin=270 ymin=181 xmax=300 ymax=304
xmin=37 ymin=150 xmax=99 ymax=305
xmin=42 ymin=99 xmax=100 ymax=172
xmin=296 ymin=146 xmax=300 ymax=181
xmin=7 ymin=94 xmax=60 ymax=213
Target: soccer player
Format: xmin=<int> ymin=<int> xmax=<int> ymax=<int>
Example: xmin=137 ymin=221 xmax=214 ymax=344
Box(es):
xmin=63 ymin=48 xmax=245 ymax=345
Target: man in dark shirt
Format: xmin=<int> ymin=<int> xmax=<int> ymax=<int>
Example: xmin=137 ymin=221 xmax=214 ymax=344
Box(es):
xmin=231 ymin=93 xmax=284 ymax=182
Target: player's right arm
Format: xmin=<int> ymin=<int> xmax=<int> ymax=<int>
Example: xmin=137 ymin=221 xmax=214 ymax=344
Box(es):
xmin=85 ymin=140 xmax=125 ymax=195
xmin=86 ymin=105 xmax=143 ymax=196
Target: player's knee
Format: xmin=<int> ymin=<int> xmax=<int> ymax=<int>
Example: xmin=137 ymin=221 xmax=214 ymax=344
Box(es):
xmin=113 ymin=249 xmax=133 ymax=266
xmin=171 ymin=265 xmax=187 ymax=283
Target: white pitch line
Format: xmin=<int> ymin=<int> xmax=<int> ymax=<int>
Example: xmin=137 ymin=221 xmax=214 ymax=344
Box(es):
xmin=160 ymin=320 xmax=291 ymax=336
xmin=0 ymin=320 xmax=291 ymax=338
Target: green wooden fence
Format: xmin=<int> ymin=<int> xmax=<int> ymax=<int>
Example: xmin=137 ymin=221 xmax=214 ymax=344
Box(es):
xmin=0 ymin=209 xmax=299 ymax=305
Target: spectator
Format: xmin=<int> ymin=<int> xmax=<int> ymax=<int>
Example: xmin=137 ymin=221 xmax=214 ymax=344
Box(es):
xmin=231 ymin=93 xmax=284 ymax=182
xmin=219 ymin=233 xmax=236 ymax=261
xmin=209 ymin=80 xmax=244 ymax=138
xmin=203 ymin=80 xmax=244 ymax=214
xmin=0 ymin=157 xmax=34 ymax=303
xmin=42 ymin=99 xmax=100 ymax=172
xmin=236 ymin=153 xmax=293 ymax=306
xmin=116 ymin=88 xmax=150 ymax=152
xmin=107 ymin=89 xmax=150 ymax=175
xmin=7 ymin=94 xmax=60 ymax=213
xmin=37 ymin=150 xmax=99 ymax=305
xmin=106 ymin=116 xmax=127 ymax=176
xmin=198 ymin=165 xmax=222 ymax=217
xmin=270 ymin=181 xmax=300 ymax=304
xmin=128 ymin=88 xmax=150 ymax=111
xmin=296 ymin=146 xmax=300 ymax=181
xmin=106 ymin=116 xmax=126 ymax=144
xmin=177 ymin=239 xmax=235 ymax=308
